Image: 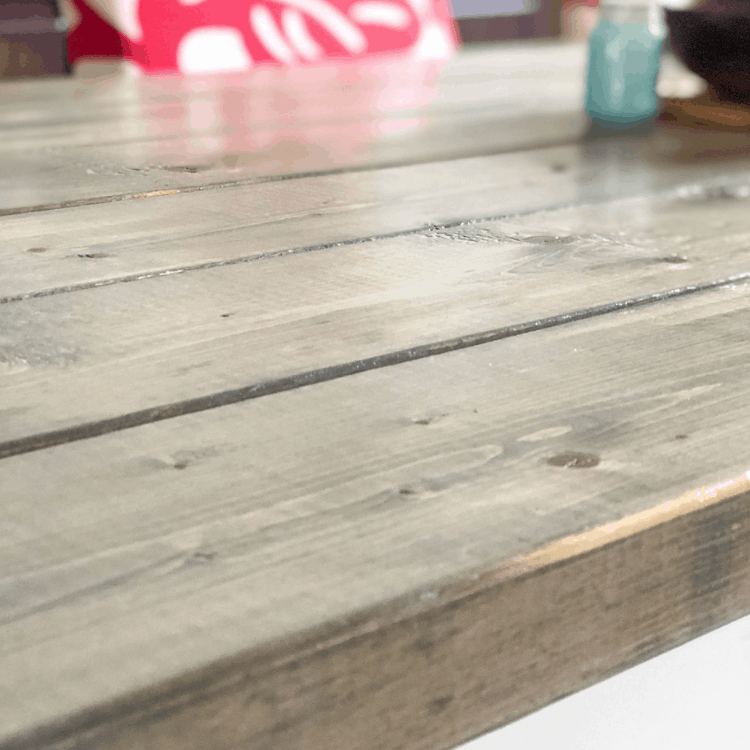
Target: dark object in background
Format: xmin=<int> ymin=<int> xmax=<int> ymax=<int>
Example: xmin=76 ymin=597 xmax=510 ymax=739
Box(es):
xmin=456 ymin=0 xmax=562 ymax=42
xmin=0 ymin=0 xmax=69 ymax=78
xmin=667 ymin=1 xmax=750 ymax=104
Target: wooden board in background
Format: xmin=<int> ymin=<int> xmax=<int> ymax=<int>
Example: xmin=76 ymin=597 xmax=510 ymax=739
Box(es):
xmin=0 ymin=109 xmax=587 ymax=214
xmin=0 ymin=43 xmax=589 ymax=212
xmin=1 ymin=286 xmax=750 ymax=750
xmin=0 ymin=42 xmax=587 ymax=124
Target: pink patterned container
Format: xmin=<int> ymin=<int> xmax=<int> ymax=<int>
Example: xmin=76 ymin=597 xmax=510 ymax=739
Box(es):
xmin=65 ymin=0 xmax=459 ymax=73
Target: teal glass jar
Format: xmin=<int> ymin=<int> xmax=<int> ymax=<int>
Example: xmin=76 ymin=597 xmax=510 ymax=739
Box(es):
xmin=584 ymin=2 xmax=666 ymax=129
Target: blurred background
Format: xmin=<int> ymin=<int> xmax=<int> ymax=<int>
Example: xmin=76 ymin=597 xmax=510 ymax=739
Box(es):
xmin=0 ymin=0 xmax=599 ymax=78
xmin=453 ymin=0 xmax=598 ymax=43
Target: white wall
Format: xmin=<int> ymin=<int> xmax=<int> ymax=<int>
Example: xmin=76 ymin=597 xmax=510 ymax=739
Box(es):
xmin=457 ymin=612 xmax=750 ymax=749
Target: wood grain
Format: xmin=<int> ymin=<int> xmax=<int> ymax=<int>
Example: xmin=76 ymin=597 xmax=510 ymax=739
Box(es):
xmin=2 ymin=287 xmax=750 ymax=749
xmin=4 ymin=139 xmax=750 ymax=301
xmin=4 ymin=37 xmax=750 ymax=750
xmin=3 ymin=186 xmax=750 ymax=447
xmin=0 ymin=143 xmax=589 ymax=297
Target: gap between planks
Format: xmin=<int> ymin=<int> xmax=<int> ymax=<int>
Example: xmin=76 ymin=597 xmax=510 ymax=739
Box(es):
xmin=1 ymin=273 xmax=748 ymax=461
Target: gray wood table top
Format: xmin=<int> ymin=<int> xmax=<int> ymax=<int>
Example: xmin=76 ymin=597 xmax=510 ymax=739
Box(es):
xmin=2 ymin=40 xmax=750 ymax=750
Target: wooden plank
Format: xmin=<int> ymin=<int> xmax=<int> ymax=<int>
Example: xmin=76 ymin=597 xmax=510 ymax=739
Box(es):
xmin=11 ymin=112 xmax=749 ymax=219
xmin=1 ymin=44 xmax=746 ymax=219
xmin=0 ymin=143 xmax=588 ymax=296
xmin=3 ymin=185 xmax=750 ymax=447
xmin=1 ymin=286 xmax=750 ymax=749
xmin=0 ymin=42 xmax=587 ymax=123
xmin=0 ymin=43 xmax=590 ymax=212
xmin=5 ymin=139 xmax=750 ymax=300
xmin=0 ymin=109 xmax=587 ymax=214
xmin=3 ymin=88 xmax=575 ymax=155
xmin=0 ymin=113 xmax=582 ymax=215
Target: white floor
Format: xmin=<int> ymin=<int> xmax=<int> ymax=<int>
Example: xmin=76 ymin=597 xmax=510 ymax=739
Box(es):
xmin=456 ymin=612 xmax=750 ymax=749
